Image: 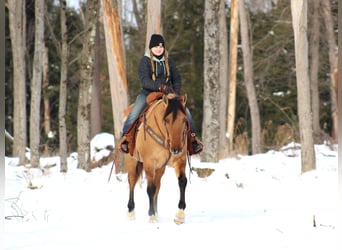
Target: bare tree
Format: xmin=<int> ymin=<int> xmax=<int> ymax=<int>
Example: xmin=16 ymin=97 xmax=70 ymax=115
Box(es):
xmin=7 ymin=0 xmax=27 ymax=165
xmin=308 ymin=0 xmax=321 ymax=142
xmin=227 ymin=0 xmax=238 ymax=154
xmin=101 ymin=0 xmax=129 ymax=142
xmin=42 ymin=45 xmax=51 ymax=141
xmin=91 ymin=3 xmax=102 ymax=137
xmin=201 ymin=0 xmax=220 ymax=162
xmin=218 ymin=0 xmax=229 ymax=158
xmin=59 ymin=0 xmax=68 ymax=173
xmin=291 ymin=0 xmax=315 ymax=173
xmin=29 ymin=0 xmax=45 ymax=168
xmin=321 ymin=0 xmax=338 ymax=142
xmin=77 ymin=0 xmax=99 ymax=171
xmin=238 ymin=0 xmax=261 ymax=154
xmin=145 ymin=0 xmax=162 ymax=50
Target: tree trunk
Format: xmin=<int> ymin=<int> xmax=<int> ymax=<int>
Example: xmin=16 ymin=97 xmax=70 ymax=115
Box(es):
xmin=308 ymin=0 xmax=321 ymax=142
xmin=42 ymin=45 xmax=51 ymax=138
xmin=321 ymin=0 xmax=338 ymax=142
xmin=218 ymin=0 xmax=229 ymax=158
xmin=78 ymin=0 xmax=99 ymax=171
xmin=291 ymin=0 xmax=316 ymax=173
xmin=8 ymin=0 xmax=27 ymax=165
xmin=227 ymin=0 xmax=239 ymax=155
xmin=101 ymin=0 xmax=129 ymax=142
xmin=59 ymin=0 xmax=68 ymax=173
xmin=201 ymin=0 xmax=220 ymax=163
xmin=29 ymin=0 xmax=45 ymax=168
xmin=145 ymin=0 xmax=162 ymax=51
xmin=91 ymin=5 xmax=102 ymax=138
xmin=238 ymin=0 xmax=261 ymax=154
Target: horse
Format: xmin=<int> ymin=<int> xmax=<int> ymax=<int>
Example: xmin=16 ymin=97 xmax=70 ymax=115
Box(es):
xmin=125 ymin=93 xmax=189 ymax=224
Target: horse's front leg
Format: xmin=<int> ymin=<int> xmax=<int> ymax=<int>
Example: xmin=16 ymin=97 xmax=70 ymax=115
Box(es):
xmin=174 ymin=172 xmax=187 ymax=225
xmin=127 ymin=161 xmax=143 ymax=220
xmin=146 ymin=177 xmax=157 ymax=222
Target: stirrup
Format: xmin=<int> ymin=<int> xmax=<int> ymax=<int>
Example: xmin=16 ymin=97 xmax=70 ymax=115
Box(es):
xmin=117 ymin=136 xmax=129 ymax=154
xmin=192 ymin=141 xmax=203 ymax=154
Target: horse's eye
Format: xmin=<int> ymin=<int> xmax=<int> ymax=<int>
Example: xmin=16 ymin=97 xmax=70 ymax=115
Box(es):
xmin=164 ymin=118 xmax=170 ymax=124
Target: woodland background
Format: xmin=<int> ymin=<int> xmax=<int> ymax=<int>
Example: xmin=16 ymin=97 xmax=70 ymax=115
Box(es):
xmin=4 ymin=0 xmax=338 ymax=171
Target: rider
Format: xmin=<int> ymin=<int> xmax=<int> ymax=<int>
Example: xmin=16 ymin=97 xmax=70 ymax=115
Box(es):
xmin=118 ymin=34 xmax=203 ymax=155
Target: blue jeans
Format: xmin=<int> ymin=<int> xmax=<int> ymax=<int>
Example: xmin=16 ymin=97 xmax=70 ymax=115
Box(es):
xmin=122 ymin=93 xmax=196 ymax=135
xmin=122 ymin=93 xmax=147 ymax=135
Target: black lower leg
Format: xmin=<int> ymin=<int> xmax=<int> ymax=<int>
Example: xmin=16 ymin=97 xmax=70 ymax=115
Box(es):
xmin=127 ymin=191 xmax=135 ymax=212
xmin=147 ymin=183 xmax=156 ymax=216
xmin=178 ymin=175 xmax=187 ymax=210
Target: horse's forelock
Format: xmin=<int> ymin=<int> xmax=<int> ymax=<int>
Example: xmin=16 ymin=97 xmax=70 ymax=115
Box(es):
xmin=164 ymin=96 xmax=186 ymax=122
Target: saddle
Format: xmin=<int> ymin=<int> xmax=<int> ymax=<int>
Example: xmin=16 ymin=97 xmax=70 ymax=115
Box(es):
xmin=125 ymin=92 xmax=164 ymax=155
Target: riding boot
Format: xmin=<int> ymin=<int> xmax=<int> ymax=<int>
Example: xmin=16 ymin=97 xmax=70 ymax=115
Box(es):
xmin=117 ymin=135 xmax=129 ymax=154
xmin=188 ymin=130 xmax=203 ymax=155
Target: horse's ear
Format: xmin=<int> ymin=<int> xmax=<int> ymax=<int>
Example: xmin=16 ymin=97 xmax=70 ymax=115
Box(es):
xmin=180 ymin=94 xmax=187 ymax=106
xmin=162 ymin=94 xmax=169 ymax=105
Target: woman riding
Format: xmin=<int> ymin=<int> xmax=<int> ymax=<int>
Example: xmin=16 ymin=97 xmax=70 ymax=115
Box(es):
xmin=118 ymin=34 xmax=203 ymax=155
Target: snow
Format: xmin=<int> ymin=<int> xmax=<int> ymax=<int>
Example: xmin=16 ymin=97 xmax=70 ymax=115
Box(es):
xmin=4 ymin=133 xmax=339 ymax=250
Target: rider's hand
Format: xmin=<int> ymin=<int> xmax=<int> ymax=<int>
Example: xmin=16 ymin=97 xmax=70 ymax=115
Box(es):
xmin=158 ymin=85 xmax=174 ymax=94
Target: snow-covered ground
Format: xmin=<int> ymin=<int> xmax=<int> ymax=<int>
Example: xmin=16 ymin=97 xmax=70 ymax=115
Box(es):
xmin=4 ymin=133 xmax=339 ymax=250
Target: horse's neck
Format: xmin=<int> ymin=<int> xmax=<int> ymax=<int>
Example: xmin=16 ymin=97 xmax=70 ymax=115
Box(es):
xmin=144 ymin=101 xmax=166 ymax=134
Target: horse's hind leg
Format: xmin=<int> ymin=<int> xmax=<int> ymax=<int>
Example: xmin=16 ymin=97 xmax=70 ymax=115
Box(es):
xmin=127 ymin=161 xmax=143 ymax=220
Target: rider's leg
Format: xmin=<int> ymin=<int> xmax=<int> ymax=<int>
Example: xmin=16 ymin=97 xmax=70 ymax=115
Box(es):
xmin=186 ymin=108 xmax=203 ymax=155
xmin=119 ymin=93 xmax=147 ymax=153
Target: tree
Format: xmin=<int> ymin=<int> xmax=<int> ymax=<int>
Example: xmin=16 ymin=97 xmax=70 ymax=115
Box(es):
xmin=291 ymin=0 xmax=315 ymax=173
xmin=7 ymin=0 xmax=27 ymax=165
xmin=218 ymin=0 xmax=229 ymax=158
xmin=101 ymin=0 xmax=129 ymax=142
xmin=308 ymin=0 xmax=321 ymax=142
xmin=238 ymin=0 xmax=261 ymax=154
xmin=227 ymin=0 xmax=238 ymax=154
xmin=145 ymin=0 xmax=162 ymax=50
xmin=201 ymin=0 xmax=220 ymax=162
xmin=91 ymin=10 xmax=102 ymax=137
xmin=29 ymin=0 xmax=45 ymax=168
xmin=321 ymin=0 xmax=338 ymax=142
xmin=59 ymin=0 xmax=68 ymax=172
xmin=77 ymin=0 xmax=99 ymax=171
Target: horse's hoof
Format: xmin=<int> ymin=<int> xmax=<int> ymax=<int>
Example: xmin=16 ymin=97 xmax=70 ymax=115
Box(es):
xmin=174 ymin=209 xmax=185 ymax=225
xmin=149 ymin=215 xmax=158 ymax=223
xmin=127 ymin=211 xmax=135 ymax=220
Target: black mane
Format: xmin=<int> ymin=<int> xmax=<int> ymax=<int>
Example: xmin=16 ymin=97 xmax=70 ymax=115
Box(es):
xmin=164 ymin=96 xmax=186 ymax=122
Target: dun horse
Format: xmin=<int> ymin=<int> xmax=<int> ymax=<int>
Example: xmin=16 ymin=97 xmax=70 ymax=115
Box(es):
xmin=125 ymin=93 xmax=188 ymax=224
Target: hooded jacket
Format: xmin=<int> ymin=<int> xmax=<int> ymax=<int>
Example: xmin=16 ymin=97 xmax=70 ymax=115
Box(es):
xmin=138 ymin=52 xmax=181 ymax=95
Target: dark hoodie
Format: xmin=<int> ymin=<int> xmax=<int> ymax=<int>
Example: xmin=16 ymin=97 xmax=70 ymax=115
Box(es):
xmin=138 ymin=52 xmax=181 ymax=95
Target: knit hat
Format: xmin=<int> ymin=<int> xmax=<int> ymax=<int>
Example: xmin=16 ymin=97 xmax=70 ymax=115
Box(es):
xmin=149 ymin=34 xmax=165 ymax=49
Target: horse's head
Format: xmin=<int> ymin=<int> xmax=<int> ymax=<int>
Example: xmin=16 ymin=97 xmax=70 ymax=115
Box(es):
xmin=162 ymin=94 xmax=188 ymax=155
